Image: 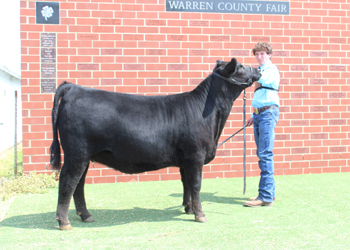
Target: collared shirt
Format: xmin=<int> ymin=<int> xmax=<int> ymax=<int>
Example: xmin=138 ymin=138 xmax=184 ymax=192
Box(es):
xmin=251 ymin=60 xmax=280 ymax=109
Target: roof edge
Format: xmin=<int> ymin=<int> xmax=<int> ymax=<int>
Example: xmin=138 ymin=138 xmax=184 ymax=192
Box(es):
xmin=0 ymin=65 xmax=21 ymax=80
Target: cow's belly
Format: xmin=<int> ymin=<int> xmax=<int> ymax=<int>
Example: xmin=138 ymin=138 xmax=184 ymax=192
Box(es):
xmin=92 ymin=150 xmax=175 ymax=174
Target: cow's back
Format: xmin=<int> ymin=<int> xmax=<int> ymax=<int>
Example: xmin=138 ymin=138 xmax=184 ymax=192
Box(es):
xmin=57 ymin=85 xmax=208 ymax=172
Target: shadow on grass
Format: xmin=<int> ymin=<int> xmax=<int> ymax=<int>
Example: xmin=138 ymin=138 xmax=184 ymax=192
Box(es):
xmin=171 ymin=192 xmax=246 ymax=205
xmin=0 ymin=192 xmax=245 ymax=230
xmin=0 ymin=205 xmax=197 ymax=230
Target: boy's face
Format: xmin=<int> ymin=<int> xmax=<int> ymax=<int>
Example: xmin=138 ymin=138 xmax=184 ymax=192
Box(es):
xmin=255 ymin=50 xmax=272 ymax=66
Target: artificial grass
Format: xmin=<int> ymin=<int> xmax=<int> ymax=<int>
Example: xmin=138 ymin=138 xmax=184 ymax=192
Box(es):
xmin=0 ymin=172 xmax=349 ymax=249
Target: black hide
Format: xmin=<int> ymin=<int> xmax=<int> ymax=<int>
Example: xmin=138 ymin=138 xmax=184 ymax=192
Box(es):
xmin=50 ymin=58 xmax=261 ymax=229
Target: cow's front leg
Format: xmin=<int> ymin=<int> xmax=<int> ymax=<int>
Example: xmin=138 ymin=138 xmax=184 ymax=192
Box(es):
xmin=73 ymin=164 xmax=94 ymax=223
xmin=180 ymin=168 xmax=194 ymax=214
xmin=184 ymin=163 xmax=207 ymax=223
xmin=56 ymin=160 xmax=88 ymax=230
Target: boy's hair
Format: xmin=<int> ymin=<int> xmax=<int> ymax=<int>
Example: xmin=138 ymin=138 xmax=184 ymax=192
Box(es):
xmin=252 ymin=42 xmax=273 ymax=55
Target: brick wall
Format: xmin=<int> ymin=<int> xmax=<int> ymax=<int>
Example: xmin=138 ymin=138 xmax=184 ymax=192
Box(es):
xmin=20 ymin=0 xmax=350 ymax=184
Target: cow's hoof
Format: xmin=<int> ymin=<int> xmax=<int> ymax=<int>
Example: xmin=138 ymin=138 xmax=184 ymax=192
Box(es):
xmin=83 ymin=216 xmax=95 ymax=223
xmin=59 ymin=224 xmax=73 ymax=230
xmin=195 ymin=216 xmax=208 ymax=223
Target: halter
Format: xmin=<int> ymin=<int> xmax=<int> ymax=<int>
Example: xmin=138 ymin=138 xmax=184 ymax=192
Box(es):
xmin=211 ymin=66 xmax=254 ymax=87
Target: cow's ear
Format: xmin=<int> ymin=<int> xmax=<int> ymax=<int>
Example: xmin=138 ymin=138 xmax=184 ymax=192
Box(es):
xmin=219 ymin=58 xmax=237 ymax=77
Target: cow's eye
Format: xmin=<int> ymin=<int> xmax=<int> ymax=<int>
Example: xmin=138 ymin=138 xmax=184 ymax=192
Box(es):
xmin=238 ymin=65 xmax=245 ymax=73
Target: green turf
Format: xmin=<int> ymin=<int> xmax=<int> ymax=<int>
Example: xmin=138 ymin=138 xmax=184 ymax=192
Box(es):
xmin=0 ymin=172 xmax=349 ymax=249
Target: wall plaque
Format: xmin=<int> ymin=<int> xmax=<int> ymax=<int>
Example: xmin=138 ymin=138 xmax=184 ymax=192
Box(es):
xmin=78 ymin=64 xmax=99 ymax=70
xmin=41 ymin=48 xmax=56 ymax=63
xmin=166 ymin=0 xmax=290 ymax=15
xmin=41 ymin=63 xmax=56 ymax=78
xmin=41 ymin=33 xmax=57 ymax=93
xmin=41 ymin=79 xmax=57 ymax=93
xmin=146 ymin=49 xmax=166 ymax=55
xmin=36 ymin=2 xmax=60 ymax=24
xmin=41 ymin=33 xmax=56 ymax=47
xmin=231 ymin=50 xmax=250 ymax=56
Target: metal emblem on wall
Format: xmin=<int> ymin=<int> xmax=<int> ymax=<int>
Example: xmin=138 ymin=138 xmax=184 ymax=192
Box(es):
xmin=166 ymin=0 xmax=290 ymax=15
xmin=36 ymin=2 xmax=60 ymax=24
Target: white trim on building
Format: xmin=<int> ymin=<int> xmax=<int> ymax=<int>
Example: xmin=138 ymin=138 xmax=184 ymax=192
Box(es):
xmin=0 ymin=65 xmax=22 ymax=152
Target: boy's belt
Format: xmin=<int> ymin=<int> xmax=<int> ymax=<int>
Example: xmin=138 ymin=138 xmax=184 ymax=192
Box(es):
xmin=253 ymin=105 xmax=278 ymax=115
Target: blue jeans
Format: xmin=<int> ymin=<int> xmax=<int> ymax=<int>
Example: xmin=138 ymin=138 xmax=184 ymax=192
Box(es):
xmin=253 ymin=107 xmax=279 ymax=203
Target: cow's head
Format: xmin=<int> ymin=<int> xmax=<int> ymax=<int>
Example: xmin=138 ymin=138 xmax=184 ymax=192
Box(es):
xmin=213 ymin=58 xmax=261 ymax=87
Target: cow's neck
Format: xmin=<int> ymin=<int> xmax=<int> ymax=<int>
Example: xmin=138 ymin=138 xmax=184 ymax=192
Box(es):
xmin=193 ymin=75 xmax=243 ymax=116
xmin=192 ymin=75 xmax=245 ymax=143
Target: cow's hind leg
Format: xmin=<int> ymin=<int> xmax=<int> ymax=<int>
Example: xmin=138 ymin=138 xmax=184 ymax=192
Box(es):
xmin=183 ymin=162 xmax=207 ymax=223
xmin=56 ymin=159 xmax=89 ymax=230
xmin=73 ymin=163 xmax=94 ymax=223
xmin=180 ymin=168 xmax=194 ymax=214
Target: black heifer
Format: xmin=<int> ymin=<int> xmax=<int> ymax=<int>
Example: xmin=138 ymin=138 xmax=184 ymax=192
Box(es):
xmin=50 ymin=58 xmax=261 ymax=230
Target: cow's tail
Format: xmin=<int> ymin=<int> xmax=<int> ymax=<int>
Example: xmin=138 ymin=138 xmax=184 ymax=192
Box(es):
xmin=50 ymin=81 xmax=74 ymax=170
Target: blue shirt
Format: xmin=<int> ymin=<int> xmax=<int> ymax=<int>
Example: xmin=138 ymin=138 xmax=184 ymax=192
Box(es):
xmin=251 ymin=60 xmax=280 ymax=109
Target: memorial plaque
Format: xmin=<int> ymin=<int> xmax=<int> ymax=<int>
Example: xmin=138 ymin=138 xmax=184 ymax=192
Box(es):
xmin=329 ymin=93 xmax=346 ymax=98
xmin=41 ymin=79 xmax=56 ymax=93
xmin=310 ymin=106 xmax=328 ymax=112
xmin=310 ymin=51 xmax=327 ymax=57
xmin=124 ymin=64 xmax=144 ymax=70
xmin=189 ymin=20 xmax=209 ymax=26
xmin=100 ymin=19 xmax=122 ymax=25
xmin=146 ymin=49 xmax=166 ymax=55
xmin=101 ymin=49 xmax=122 ymax=55
xmin=168 ymin=35 xmax=187 ymax=41
xmin=146 ymin=79 xmax=167 ymax=85
xmin=291 ymin=65 xmax=308 ymax=71
xmin=231 ymin=50 xmax=249 ymax=56
xmin=77 ymin=34 xmax=99 ymax=40
xmin=41 ymin=48 xmax=56 ymax=63
xmin=190 ymin=50 xmax=208 ymax=56
xmin=280 ymin=79 xmax=288 ymax=85
xmin=274 ymin=51 xmax=289 ymax=57
xmin=292 ymin=148 xmax=309 ymax=154
xmin=41 ymin=33 xmax=56 ymax=47
xmin=329 ymin=120 xmax=346 ymax=126
xmin=291 ymin=37 xmax=309 ymax=43
xmin=210 ymin=36 xmax=230 ymax=42
xmin=78 ymin=64 xmax=99 ymax=70
xmin=123 ymin=34 xmax=144 ymax=41
xmin=310 ymin=79 xmax=327 ymax=85
xmin=291 ymin=93 xmax=309 ymax=99
xmin=329 ymin=65 xmax=346 ymax=71
xmin=101 ymin=79 xmax=122 ymax=85
xmin=276 ymin=134 xmax=290 ymax=140
xmin=311 ymin=134 xmax=327 ymax=140
xmin=40 ymin=32 xmax=56 ymax=93
xmin=291 ymin=120 xmax=309 ymax=126
xmin=36 ymin=2 xmax=60 ymax=24
xmin=146 ymin=20 xmax=166 ymax=26
xmin=252 ymin=36 xmax=270 ymax=42
xmin=190 ymin=79 xmax=202 ymax=85
xmin=330 ymin=147 xmax=346 ymax=152
xmin=41 ymin=63 xmax=56 ymax=78
xmin=329 ymin=38 xmax=346 ymax=44
xmin=168 ymin=64 xmax=188 ymax=70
